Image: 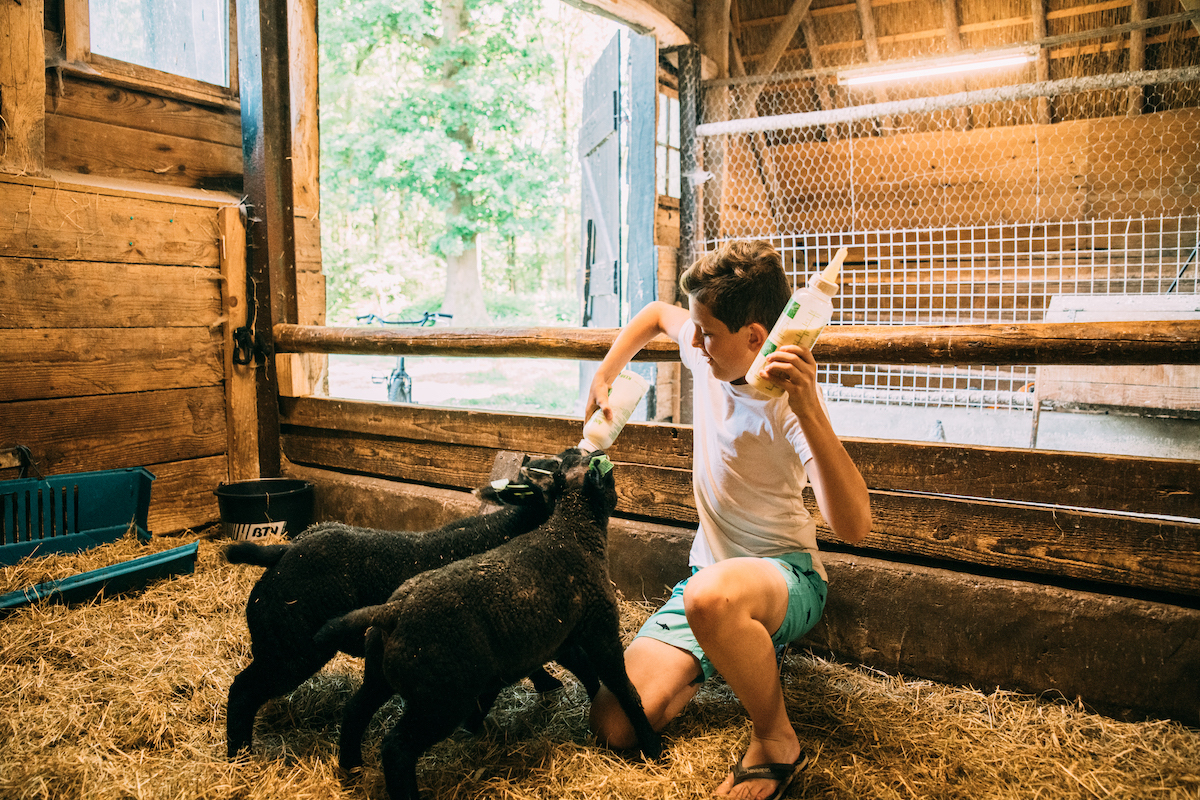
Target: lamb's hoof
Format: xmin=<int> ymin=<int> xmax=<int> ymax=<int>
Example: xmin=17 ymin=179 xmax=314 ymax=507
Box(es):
xmin=335 ymin=763 xmax=365 ymax=786
xmin=228 ymin=744 xmax=252 ymax=763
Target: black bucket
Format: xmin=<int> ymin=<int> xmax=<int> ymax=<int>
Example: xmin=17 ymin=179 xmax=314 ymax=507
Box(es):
xmin=214 ymin=478 xmax=315 ymax=541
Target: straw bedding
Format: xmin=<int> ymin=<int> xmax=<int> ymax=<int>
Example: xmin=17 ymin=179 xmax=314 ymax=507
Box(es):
xmin=2 ymin=531 xmax=1198 ymax=800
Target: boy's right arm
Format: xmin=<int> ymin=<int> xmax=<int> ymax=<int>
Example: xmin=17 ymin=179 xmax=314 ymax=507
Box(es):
xmin=585 ymin=301 xmax=689 ymax=421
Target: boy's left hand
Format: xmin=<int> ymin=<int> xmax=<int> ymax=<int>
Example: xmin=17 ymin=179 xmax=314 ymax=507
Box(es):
xmin=759 ymin=345 xmax=821 ymax=417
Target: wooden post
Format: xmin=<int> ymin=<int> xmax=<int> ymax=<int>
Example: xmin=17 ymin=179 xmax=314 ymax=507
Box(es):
xmin=0 ymin=0 xmax=46 ymax=176
xmin=1031 ymin=0 xmax=1052 ymax=125
xmin=799 ymin=13 xmax=838 ymax=141
xmin=219 ymin=206 xmax=260 ymax=482
xmin=237 ymin=0 xmax=298 ymax=477
xmin=856 ymin=0 xmax=893 ymax=135
xmin=940 ymin=0 xmax=972 ymax=131
xmin=1127 ymin=0 xmax=1147 ymax=117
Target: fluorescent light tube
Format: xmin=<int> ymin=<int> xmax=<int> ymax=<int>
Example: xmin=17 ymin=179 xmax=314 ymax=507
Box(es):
xmin=838 ymin=49 xmax=1037 ymax=87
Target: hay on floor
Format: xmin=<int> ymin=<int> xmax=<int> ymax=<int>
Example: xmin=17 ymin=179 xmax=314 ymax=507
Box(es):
xmin=2 ymin=532 xmax=1198 ymax=800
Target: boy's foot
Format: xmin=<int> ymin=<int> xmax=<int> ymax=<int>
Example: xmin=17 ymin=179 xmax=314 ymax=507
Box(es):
xmin=715 ymin=748 xmax=809 ymax=800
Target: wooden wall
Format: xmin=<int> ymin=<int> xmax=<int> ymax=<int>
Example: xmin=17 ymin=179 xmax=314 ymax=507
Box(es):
xmin=0 ymin=0 xmax=325 ymax=534
xmin=0 ymin=177 xmax=232 ymax=533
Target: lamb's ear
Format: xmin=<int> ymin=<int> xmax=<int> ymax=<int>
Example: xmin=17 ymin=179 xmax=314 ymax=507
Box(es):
xmin=477 ymin=478 xmax=545 ymax=506
xmin=520 ymin=456 xmax=563 ymax=496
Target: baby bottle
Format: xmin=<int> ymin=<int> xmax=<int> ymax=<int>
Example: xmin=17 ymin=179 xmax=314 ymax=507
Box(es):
xmin=579 ymin=369 xmax=650 ymax=452
xmin=746 ymin=247 xmax=846 ymax=398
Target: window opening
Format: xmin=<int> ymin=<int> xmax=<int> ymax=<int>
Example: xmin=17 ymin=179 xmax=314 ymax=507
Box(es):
xmin=88 ymin=0 xmax=230 ymax=86
xmin=656 ymin=91 xmax=681 ymax=199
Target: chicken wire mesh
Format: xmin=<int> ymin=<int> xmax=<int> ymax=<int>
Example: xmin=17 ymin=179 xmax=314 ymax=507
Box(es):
xmin=689 ymin=47 xmax=1200 ymax=411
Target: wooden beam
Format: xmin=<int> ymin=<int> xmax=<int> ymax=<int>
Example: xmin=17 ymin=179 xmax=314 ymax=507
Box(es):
xmin=1127 ymin=0 xmax=1147 ymax=116
xmin=0 ymin=0 xmax=46 ymax=176
xmin=1031 ymin=0 xmax=1053 ymax=124
xmin=237 ymin=0 xmax=296 ymax=477
xmin=219 ymin=206 xmax=260 ymax=482
xmin=734 ymin=0 xmax=814 ymax=119
xmin=855 ymin=0 xmax=893 ymax=133
xmin=939 ymin=0 xmax=972 ymax=130
xmin=273 ymin=320 xmax=1200 ymax=366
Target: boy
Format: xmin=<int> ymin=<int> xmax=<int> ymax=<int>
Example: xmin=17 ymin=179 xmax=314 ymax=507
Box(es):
xmin=587 ymin=240 xmax=872 ymax=800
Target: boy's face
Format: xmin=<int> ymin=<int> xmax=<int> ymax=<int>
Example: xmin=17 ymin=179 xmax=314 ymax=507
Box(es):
xmin=688 ymin=298 xmax=762 ymax=383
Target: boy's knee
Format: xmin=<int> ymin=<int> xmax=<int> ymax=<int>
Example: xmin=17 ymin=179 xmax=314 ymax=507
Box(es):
xmin=589 ymin=687 xmax=638 ymax=750
xmin=681 ymin=574 xmax=734 ymax=628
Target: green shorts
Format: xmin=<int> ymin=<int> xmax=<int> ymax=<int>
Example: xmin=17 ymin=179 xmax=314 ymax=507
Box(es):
xmin=635 ymin=552 xmax=828 ymax=682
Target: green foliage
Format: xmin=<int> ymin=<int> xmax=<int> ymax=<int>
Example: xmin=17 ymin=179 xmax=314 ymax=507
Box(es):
xmin=318 ymin=0 xmax=617 ymax=325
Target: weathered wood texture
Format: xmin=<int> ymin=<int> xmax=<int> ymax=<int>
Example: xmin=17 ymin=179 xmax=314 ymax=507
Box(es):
xmin=274 ymin=320 xmax=1200 ymax=365
xmin=219 ymin=206 xmax=260 ymax=482
xmin=0 ymin=0 xmax=46 ymax=176
xmin=0 ymin=176 xmax=234 ymax=533
xmin=279 ymin=396 xmax=1200 ymax=598
xmin=286 ymin=461 xmax=1200 ymax=725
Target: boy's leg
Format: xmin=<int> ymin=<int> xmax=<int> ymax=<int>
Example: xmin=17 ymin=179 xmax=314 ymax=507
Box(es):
xmin=683 ymin=557 xmax=802 ymax=800
xmin=590 ymin=635 xmax=703 ymax=750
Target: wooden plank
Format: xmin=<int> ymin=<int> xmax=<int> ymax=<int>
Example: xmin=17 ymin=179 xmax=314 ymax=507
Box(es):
xmin=845 ymin=438 xmax=1200 ymax=519
xmin=0 ymin=327 xmax=223 ymax=402
xmin=0 ymin=387 xmax=228 ymax=477
xmin=145 ymin=455 xmax=225 ymax=534
xmin=815 ymin=491 xmax=1200 ymax=597
xmin=805 ymin=552 xmax=1200 ymax=726
xmin=46 ymin=114 xmax=242 ymax=188
xmin=219 ymin=205 xmax=259 ymax=482
xmin=281 ymin=396 xmax=1200 ymax=517
xmin=46 ymin=75 xmax=241 ymax=148
xmin=0 ymin=259 xmax=223 ymax=328
xmin=0 ymin=180 xmax=221 ymax=266
xmin=289 ymin=0 xmax=321 ymax=219
xmin=294 ymin=214 xmax=322 ymax=271
xmin=279 ymin=422 xmax=1200 ymax=597
xmin=0 ymin=0 xmax=46 ymax=176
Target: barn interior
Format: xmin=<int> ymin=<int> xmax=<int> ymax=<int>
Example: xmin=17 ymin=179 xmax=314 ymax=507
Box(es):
xmin=2 ymin=0 xmax=1199 ymax=796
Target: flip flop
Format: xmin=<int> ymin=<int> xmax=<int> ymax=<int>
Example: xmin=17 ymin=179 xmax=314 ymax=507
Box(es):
xmin=725 ymin=750 xmax=810 ymax=800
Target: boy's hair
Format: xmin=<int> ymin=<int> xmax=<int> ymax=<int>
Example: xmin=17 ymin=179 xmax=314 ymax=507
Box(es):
xmin=679 ymin=240 xmax=791 ymax=332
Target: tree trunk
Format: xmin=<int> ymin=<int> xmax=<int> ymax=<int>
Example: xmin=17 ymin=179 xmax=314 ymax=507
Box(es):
xmin=437 ymin=0 xmax=490 ymax=326
xmin=443 ymin=233 xmax=490 ymax=325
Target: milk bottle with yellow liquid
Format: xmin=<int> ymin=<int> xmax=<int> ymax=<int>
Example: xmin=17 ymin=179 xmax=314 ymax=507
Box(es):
xmin=746 ymin=247 xmax=846 ymax=398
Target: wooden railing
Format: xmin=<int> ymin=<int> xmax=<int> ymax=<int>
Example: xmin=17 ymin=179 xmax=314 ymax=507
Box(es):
xmin=274 ymin=319 xmax=1200 ymax=365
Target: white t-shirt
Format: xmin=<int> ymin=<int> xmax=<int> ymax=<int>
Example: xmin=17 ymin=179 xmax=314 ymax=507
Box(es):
xmin=679 ymin=318 xmax=828 ymax=582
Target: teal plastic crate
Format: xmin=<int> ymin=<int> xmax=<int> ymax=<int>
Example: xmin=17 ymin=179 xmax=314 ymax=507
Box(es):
xmin=0 ymin=467 xmax=154 ymax=566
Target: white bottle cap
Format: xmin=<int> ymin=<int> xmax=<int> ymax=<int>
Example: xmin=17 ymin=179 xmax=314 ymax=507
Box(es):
xmin=809 ymin=247 xmax=847 ymax=298
xmin=577 ymin=438 xmax=599 ymax=453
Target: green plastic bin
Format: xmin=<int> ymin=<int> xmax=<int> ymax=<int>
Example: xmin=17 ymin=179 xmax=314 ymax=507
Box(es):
xmin=0 ymin=467 xmax=154 ymax=566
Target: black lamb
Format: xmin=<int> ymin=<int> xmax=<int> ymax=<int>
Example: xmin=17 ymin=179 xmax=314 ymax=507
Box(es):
xmin=314 ymin=447 xmax=661 ymax=800
xmin=224 ymin=451 xmax=586 ymax=758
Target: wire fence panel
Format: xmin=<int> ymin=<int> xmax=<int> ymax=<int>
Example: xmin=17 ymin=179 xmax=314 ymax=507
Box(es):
xmin=696 ymin=65 xmax=1200 ymax=411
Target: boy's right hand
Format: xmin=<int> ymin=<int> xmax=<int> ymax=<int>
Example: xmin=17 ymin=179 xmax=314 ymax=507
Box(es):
xmin=584 ymin=373 xmax=615 ymax=422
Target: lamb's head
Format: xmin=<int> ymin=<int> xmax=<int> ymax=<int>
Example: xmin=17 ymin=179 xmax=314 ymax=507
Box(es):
xmin=556 ymin=447 xmax=619 ymax=521
xmin=475 ymin=451 xmax=569 ymax=508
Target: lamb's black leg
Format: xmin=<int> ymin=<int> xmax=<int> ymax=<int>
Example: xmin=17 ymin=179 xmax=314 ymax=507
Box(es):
xmin=552 ymin=643 xmax=600 ymax=698
xmin=582 ymin=629 xmax=662 ymax=759
xmin=462 ymin=679 xmax=507 ymax=734
xmin=337 ymin=628 xmax=395 ymax=773
xmin=526 ymin=665 xmax=563 ymax=693
xmin=227 ymin=654 xmax=331 ymax=758
xmin=379 ymin=693 xmax=476 ymax=800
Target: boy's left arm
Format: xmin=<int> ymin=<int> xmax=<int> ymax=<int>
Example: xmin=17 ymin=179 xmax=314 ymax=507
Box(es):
xmin=762 ymin=345 xmax=873 ymax=545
